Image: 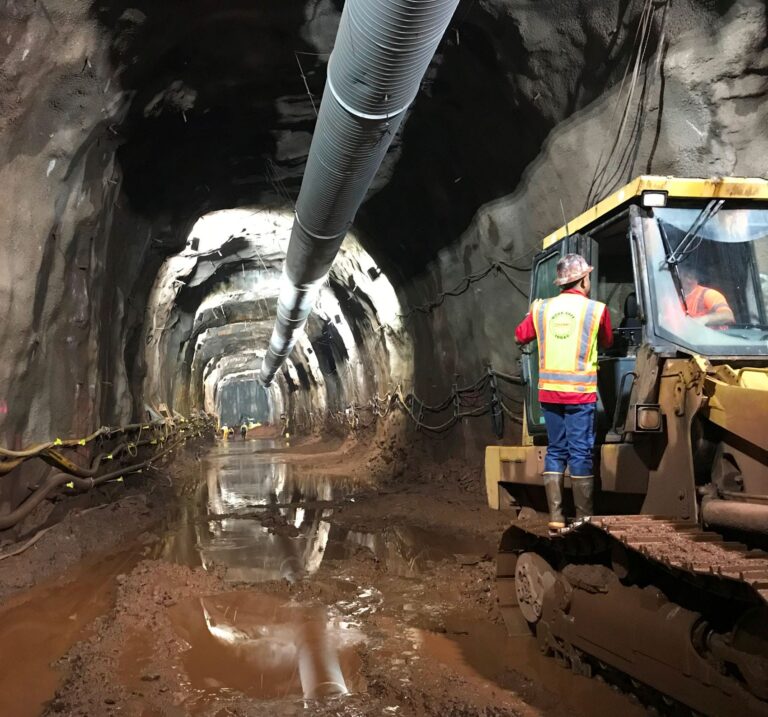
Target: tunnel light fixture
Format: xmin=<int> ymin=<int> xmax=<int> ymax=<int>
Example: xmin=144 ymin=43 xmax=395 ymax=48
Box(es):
xmin=641 ymin=190 xmax=667 ymax=208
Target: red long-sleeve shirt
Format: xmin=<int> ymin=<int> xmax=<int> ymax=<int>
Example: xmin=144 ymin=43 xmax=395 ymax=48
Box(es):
xmin=515 ymin=288 xmax=613 ymax=404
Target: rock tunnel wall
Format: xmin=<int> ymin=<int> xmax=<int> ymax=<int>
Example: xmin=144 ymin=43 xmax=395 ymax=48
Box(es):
xmin=361 ymin=0 xmax=768 ymax=459
xmin=0 ymin=1 xmax=151 ymax=444
xmin=0 ymin=0 xmax=765 ymax=519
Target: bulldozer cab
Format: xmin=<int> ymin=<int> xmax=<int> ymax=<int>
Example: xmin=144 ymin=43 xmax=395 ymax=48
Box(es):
xmin=522 ymin=178 xmax=768 ymax=441
xmin=493 ymin=178 xmax=768 ymax=716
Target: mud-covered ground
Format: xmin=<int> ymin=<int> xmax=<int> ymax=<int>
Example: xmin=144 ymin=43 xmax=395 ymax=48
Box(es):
xmin=0 ymin=430 xmax=648 ymax=717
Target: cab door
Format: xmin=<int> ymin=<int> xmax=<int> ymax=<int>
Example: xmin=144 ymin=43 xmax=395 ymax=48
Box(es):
xmin=523 ymin=234 xmax=598 ymax=435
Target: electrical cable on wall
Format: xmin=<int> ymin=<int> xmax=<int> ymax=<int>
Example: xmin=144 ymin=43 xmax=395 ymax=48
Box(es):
xmin=398 ymin=255 xmax=532 ymax=321
xmin=333 ymin=365 xmax=525 ymax=436
xmin=584 ymin=0 xmax=666 ymax=209
xmin=0 ymin=416 xmax=216 ymax=531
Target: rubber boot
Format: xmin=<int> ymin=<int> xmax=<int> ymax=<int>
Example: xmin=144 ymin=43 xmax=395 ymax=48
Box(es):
xmin=571 ymin=475 xmax=594 ymax=520
xmin=542 ymin=472 xmax=566 ymax=530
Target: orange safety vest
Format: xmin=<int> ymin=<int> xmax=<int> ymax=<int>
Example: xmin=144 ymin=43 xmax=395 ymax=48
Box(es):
xmin=532 ymin=293 xmax=606 ymax=393
xmin=685 ymin=284 xmax=730 ymax=318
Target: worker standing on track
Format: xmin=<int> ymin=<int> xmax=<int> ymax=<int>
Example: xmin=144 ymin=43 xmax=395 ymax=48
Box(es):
xmin=514 ymin=252 xmax=613 ymax=530
xmin=240 ymin=423 xmax=248 ymax=440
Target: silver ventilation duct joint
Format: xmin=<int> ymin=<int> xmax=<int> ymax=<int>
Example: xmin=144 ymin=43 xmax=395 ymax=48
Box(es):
xmin=260 ymin=0 xmax=460 ymax=385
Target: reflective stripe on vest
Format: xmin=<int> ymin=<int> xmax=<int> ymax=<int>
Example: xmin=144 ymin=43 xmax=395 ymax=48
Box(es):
xmin=532 ymin=293 xmax=606 ymax=394
xmin=686 ymin=284 xmax=729 ymax=318
xmin=686 ymin=285 xmax=709 ymax=316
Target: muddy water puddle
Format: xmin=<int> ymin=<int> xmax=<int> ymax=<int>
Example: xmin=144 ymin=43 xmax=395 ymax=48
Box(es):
xmin=161 ymin=439 xmax=489 ymax=582
xmin=118 ymin=590 xmax=366 ymax=712
xmin=324 ymin=524 xmax=490 ymax=577
xmin=416 ymin=610 xmax=649 ymax=717
xmin=0 ymin=439 xmax=651 ymax=716
xmin=0 ymin=546 xmax=144 ymax=717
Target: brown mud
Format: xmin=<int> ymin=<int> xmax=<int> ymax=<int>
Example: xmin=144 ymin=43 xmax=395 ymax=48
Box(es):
xmin=0 ymin=436 xmax=650 ymax=716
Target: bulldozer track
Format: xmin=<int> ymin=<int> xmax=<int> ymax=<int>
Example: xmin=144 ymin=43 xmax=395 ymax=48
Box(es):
xmin=496 ymin=514 xmax=768 ymax=716
xmin=499 ymin=514 xmax=768 ymax=608
xmin=594 ymin=515 xmax=768 ymax=606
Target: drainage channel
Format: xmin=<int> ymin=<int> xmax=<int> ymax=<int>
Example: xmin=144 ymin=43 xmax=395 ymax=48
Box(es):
xmin=0 ymin=546 xmax=145 ymax=717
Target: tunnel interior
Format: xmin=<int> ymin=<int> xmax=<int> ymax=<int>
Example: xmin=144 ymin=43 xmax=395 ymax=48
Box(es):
xmin=1 ymin=0 xmax=764 ymax=457
xmin=0 ymin=0 xmax=767 ymax=713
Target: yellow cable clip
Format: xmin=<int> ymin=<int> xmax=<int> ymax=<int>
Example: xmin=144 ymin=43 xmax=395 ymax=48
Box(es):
xmin=54 ymin=438 xmax=63 ymax=446
xmin=65 ymin=481 xmax=74 ymax=489
xmin=116 ymin=476 xmax=124 ymax=483
xmin=107 ymin=453 xmax=113 ymax=460
xmin=78 ymin=439 xmax=86 ymax=446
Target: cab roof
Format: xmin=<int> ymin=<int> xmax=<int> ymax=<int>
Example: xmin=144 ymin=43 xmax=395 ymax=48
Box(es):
xmin=542 ymin=175 xmax=768 ymax=249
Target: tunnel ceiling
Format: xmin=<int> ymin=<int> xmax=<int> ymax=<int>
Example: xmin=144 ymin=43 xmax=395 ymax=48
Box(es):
xmin=100 ymin=1 xmax=317 ymax=217
xmin=89 ymin=0 xmax=730 ymax=281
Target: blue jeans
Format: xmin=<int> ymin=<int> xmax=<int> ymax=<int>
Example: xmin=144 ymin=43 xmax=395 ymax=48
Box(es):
xmin=541 ymin=402 xmax=596 ymax=476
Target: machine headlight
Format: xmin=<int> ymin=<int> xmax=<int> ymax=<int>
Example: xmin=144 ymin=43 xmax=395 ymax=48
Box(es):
xmin=641 ymin=191 xmax=668 ymax=208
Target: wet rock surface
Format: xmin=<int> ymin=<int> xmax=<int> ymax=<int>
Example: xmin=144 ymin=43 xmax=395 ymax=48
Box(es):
xmin=0 ymin=439 xmax=648 ymax=716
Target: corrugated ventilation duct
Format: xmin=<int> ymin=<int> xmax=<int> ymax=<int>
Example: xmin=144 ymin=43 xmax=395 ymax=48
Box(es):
xmin=259 ymin=0 xmax=460 ymax=385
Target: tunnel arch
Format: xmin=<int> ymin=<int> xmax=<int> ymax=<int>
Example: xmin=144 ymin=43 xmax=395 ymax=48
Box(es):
xmin=140 ymin=207 xmax=413 ymax=432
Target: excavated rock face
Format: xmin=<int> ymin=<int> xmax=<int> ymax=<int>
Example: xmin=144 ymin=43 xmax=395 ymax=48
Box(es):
xmin=0 ymin=0 xmax=765 ymax=502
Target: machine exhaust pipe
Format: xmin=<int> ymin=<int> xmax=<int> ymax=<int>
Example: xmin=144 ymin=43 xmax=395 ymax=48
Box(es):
xmin=259 ymin=0 xmax=461 ymax=385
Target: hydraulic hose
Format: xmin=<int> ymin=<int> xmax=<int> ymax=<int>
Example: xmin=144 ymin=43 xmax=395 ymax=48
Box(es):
xmin=0 ymin=420 xmax=212 ymax=531
xmin=38 ymin=439 xmax=156 ymax=478
xmin=0 ymin=427 xmax=109 ymax=459
xmin=259 ymin=0 xmax=461 ymax=385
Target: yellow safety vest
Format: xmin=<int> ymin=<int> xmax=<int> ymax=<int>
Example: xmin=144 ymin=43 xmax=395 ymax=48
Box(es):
xmin=532 ymin=293 xmax=606 ymax=393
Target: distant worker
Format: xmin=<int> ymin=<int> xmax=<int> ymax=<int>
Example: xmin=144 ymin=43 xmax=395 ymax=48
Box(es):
xmin=515 ymin=253 xmax=613 ymax=530
xmin=240 ymin=423 xmax=247 ymax=440
xmin=678 ymin=264 xmax=735 ymax=324
xmin=221 ymin=424 xmax=228 ymax=440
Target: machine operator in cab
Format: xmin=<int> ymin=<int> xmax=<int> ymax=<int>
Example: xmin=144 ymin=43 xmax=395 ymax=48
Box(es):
xmin=515 ymin=253 xmax=613 ymax=530
xmin=678 ymin=264 xmax=735 ymax=325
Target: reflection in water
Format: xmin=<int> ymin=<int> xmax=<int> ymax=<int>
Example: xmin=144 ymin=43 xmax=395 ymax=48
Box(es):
xmin=168 ymin=592 xmax=365 ymax=702
xmin=199 ymin=445 xmax=338 ymax=582
xmin=207 ymin=451 xmax=347 ymax=512
xmin=160 ymin=440 xmax=490 ymax=583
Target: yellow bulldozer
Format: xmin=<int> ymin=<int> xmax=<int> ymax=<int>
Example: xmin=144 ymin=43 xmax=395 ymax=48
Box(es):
xmin=485 ymin=176 xmax=768 ymax=716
